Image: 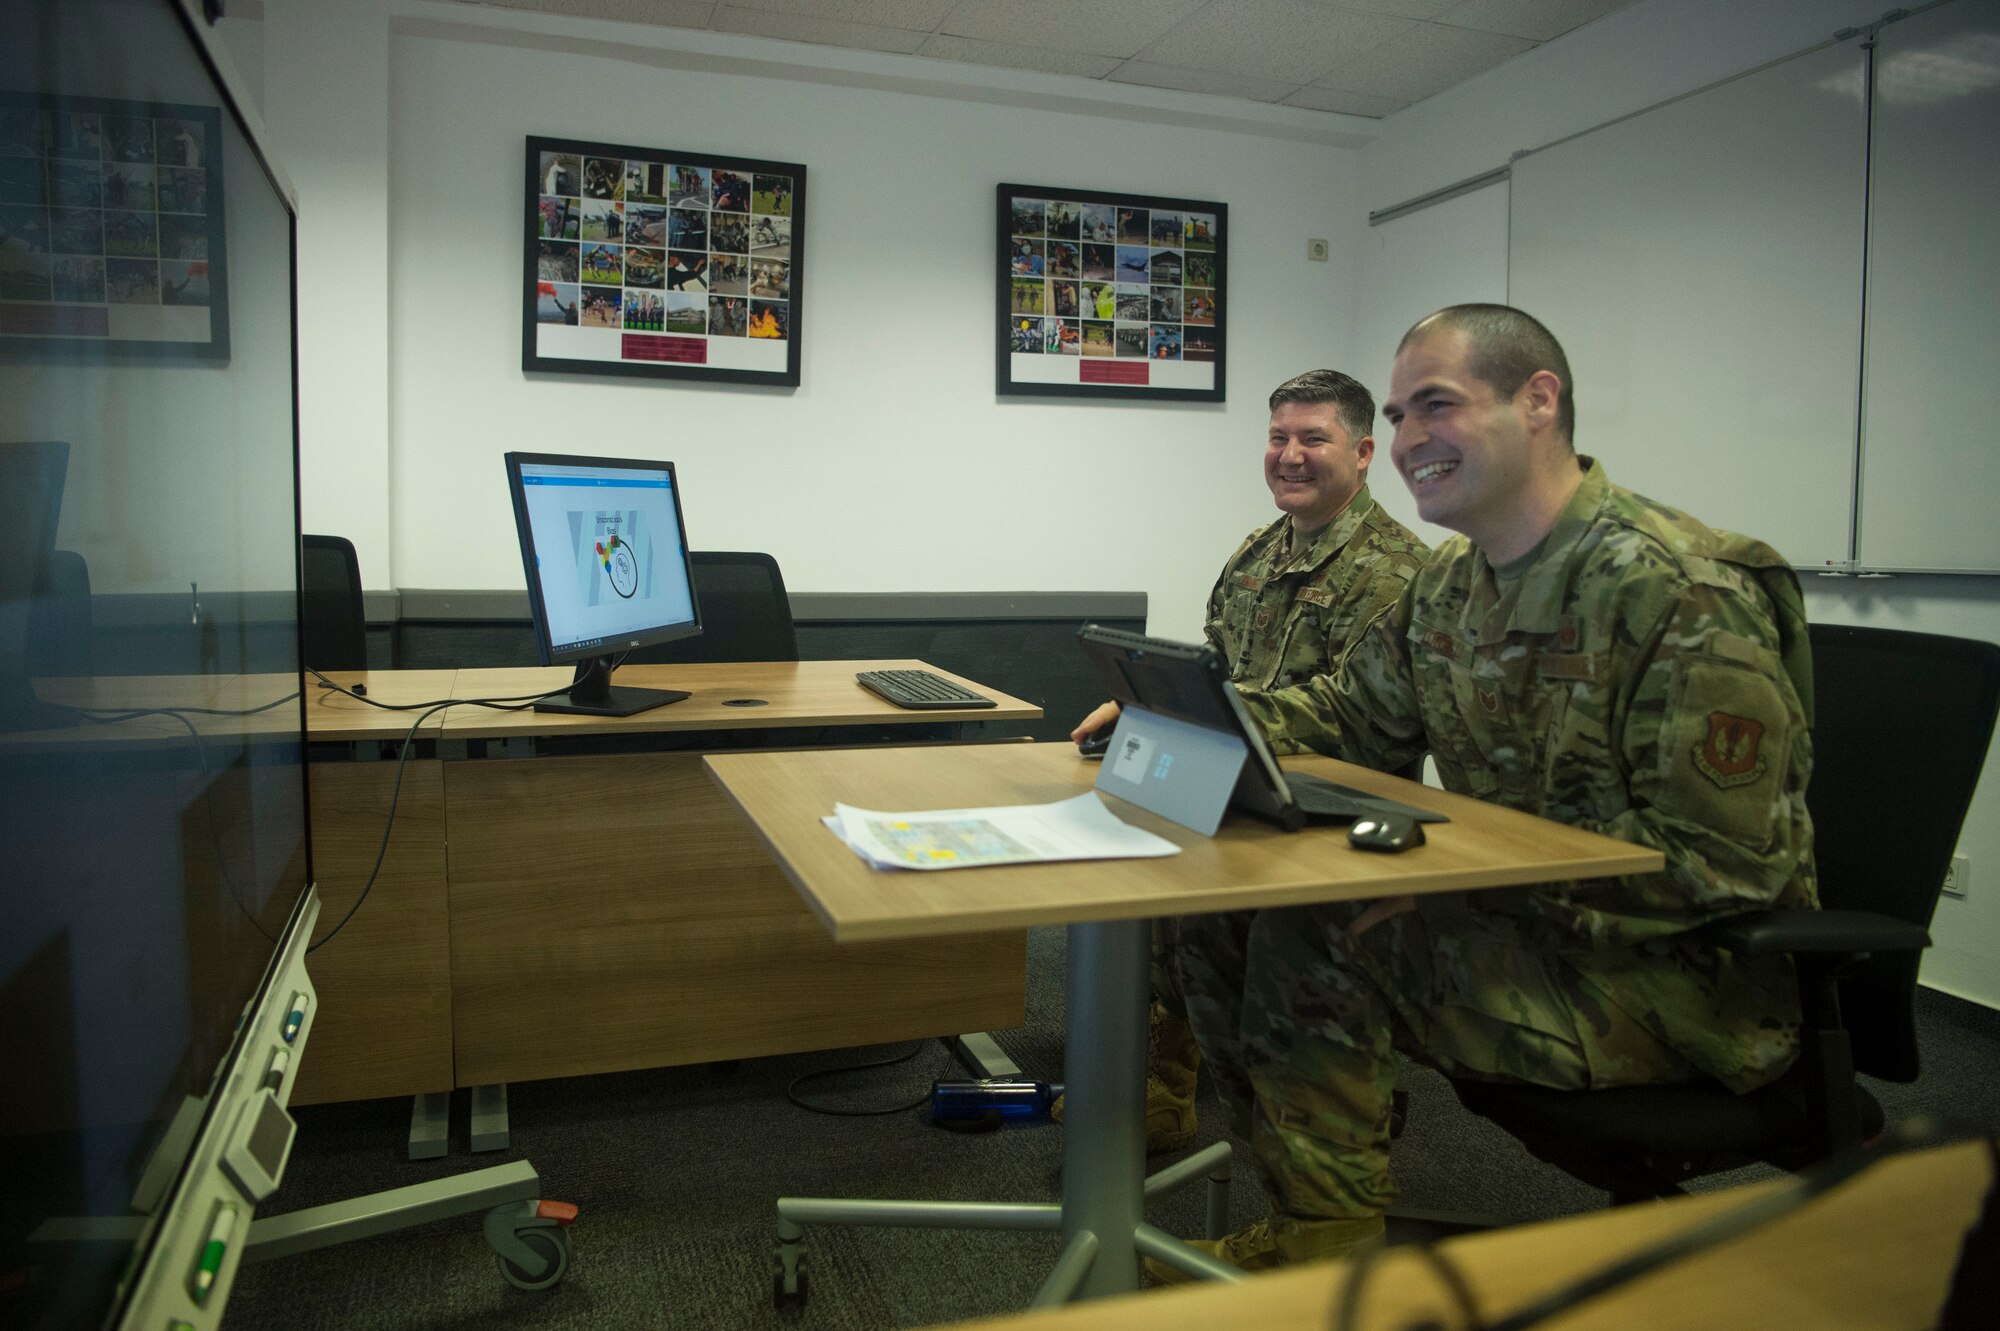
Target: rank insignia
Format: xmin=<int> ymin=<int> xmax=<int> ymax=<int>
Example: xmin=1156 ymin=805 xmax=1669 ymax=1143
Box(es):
xmin=1694 ymin=711 xmax=1767 ymax=788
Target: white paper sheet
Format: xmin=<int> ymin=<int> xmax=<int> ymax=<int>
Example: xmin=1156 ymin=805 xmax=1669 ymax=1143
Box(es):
xmin=822 ymin=792 xmax=1181 ymax=871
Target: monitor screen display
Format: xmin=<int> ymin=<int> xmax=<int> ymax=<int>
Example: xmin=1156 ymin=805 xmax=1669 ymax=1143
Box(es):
xmin=507 ymin=454 xmax=699 ymax=661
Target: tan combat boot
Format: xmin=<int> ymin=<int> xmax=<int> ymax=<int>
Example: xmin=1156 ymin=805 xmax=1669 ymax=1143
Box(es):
xmin=1050 ymin=1000 xmax=1200 ymax=1154
xmin=1142 ymin=1213 xmax=1385 ymax=1286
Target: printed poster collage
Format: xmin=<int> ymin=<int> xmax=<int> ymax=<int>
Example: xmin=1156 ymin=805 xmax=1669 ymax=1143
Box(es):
xmin=0 ymin=97 xmax=224 ymax=352
xmin=1003 ymin=188 xmax=1222 ymax=397
xmin=531 ymin=141 xmax=796 ymax=378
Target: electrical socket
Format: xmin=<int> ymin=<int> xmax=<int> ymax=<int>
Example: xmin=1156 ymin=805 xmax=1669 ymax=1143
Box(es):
xmin=1943 ymin=854 xmax=1970 ymax=900
xmin=1307 ymin=238 xmax=1329 ymax=262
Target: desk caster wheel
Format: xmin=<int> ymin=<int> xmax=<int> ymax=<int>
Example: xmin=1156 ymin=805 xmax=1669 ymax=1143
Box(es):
xmin=497 ymin=1226 xmax=569 ymax=1290
xmin=773 ymin=1248 xmax=808 ymax=1308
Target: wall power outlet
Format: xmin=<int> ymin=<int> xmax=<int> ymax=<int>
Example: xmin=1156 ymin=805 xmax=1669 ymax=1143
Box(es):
xmin=1942 ymin=854 xmax=1971 ymax=900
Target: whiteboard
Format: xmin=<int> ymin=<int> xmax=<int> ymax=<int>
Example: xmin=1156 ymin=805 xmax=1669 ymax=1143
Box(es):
xmin=1856 ymin=0 xmax=2000 ymax=572
xmin=1508 ymin=39 xmax=1869 ymax=569
xmin=1355 ymin=179 xmax=1510 ymax=544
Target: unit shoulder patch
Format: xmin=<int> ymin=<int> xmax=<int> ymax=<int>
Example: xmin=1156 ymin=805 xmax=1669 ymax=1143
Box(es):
xmin=1693 ymin=711 xmax=1767 ymax=789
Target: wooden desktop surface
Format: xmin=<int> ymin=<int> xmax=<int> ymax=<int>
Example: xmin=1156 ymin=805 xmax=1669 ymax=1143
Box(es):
xmin=14 ymin=672 xmax=305 ymax=746
xmin=436 ymin=659 xmax=1038 ymax=738
xmin=705 ymin=743 xmax=1663 ymax=942
xmin=945 ymin=1139 xmax=1993 ymax=1331
xmin=291 ymin=660 xmax=1038 ymax=1103
xmin=304 ymin=669 xmax=460 ymax=741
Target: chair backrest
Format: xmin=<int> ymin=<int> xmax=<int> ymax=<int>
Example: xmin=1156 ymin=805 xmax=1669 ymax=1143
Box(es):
xmin=27 ymin=548 xmax=92 ymax=676
xmin=301 ymin=534 xmax=368 ymax=671
xmin=1806 ymin=624 xmax=2000 ymax=1080
xmin=623 ymin=551 xmax=798 ymax=665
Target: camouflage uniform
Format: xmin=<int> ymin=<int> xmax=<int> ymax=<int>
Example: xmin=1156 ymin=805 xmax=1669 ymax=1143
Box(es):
xmin=1156 ymin=486 xmax=1428 ymax=1006
xmin=1204 ymin=483 xmax=1430 ymax=754
xmin=1176 ymin=458 xmax=1816 ymax=1223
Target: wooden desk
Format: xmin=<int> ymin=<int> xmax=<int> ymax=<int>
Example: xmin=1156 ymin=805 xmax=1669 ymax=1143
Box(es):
xmin=294 ymin=661 xmax=1041 ymax=1105
xmin=705 ymin=743 xmax=1662 ymax=1304
xmin=295 ymin=670 xmax=460 ymax=1103
xmin=944 ymin=1139 xmax=1994 ymax=1331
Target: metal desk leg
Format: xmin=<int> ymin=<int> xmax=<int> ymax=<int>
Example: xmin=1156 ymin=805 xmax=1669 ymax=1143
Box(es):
xmin=1056 ymin=917 xmax=1150 ymax=1297
xmin=768 ymin=916 xmax=1236 ymax=1310
xmin=470 ymin=1083 xmax=510 ymax=1153
xmin=408 ymin=1091 xmax=449 ymax=1161
xmin=948 ymin=1031 xmax=1022 ymax=1079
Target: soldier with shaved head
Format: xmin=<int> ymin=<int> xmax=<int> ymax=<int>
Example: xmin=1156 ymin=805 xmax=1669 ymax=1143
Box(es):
xmin=1159 ymin=305 xmax=1816 ymax=1280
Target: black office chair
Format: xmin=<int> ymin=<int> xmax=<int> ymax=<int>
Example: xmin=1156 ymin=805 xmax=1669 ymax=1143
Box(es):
xmin=624 ymin=551 xmax=799 ymax=664
xmin=27 ymin=549 xmax=93 ymax=676
xmin=301 ymin=533 xmax=369 ymax=671
xmin=1449 ymin=624 xmax=2000 ymax=1203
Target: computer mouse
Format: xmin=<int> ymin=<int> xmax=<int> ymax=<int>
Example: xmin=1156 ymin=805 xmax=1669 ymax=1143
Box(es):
xmin=1078 ymin=729 xmax=1113 ymax=759
xmin=1348 ymin=814 xmax=1425 ymax=853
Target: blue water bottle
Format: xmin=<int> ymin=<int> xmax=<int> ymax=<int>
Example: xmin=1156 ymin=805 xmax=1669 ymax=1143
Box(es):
xmin=930 ymin=1079 xmax=1062 ymax=1131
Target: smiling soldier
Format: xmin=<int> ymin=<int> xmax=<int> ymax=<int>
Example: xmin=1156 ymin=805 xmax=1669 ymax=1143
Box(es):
xmin=1165 ymin=305 xmax=1817 ymax=1279
xmin=1062 ymin=368 xmax=1429 ymax=1156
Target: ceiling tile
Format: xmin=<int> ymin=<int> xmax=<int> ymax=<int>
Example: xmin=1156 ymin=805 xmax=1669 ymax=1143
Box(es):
xmin=1437 ymin=0 xmax=1631 ymax=43
xmin=1135 ymin=0 xmax=1414 ymax=86
xmin=1281 ymin=84 xmax=1409 ymax=117
xmin=1333 ymin=0 xmax=1460 ymax=18
xmin=937 ymin=0 xmax=1208 ymax=59
xmin=711 ymin=5 xmax=929 ymax=54
xmin=1105 ymin=60 xmax=1300 ymax=104
xmin=722 ymin=0 xmax=957 ymax=31
xmin=916 ymin=33 xmax=1123 ymax=80
xmin=1318 ymin=20 xmax=1534 ymax=103
xmin=472 ymin=0 xmax=718 ymax=26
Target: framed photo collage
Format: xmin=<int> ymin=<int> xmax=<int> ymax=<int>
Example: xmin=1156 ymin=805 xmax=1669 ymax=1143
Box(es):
xmin=523 ymin=134 xmax=804 ymax=387
xmin=996 ymin=182 xmax=1226 ymax=402
xmin=0 ymin=94 xmax=228 ymax=357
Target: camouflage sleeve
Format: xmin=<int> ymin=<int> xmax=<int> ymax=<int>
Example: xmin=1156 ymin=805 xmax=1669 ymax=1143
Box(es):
xmin=1202 ymin=556 xmax=1231 ymax=659
xmin=1534 ymin=580 xmax=1814 ymax=947
xmin=1327 ymin=550 xmax=1426 ymax=661
xmin=1235 ymin=587 xmax=1428 ymax=772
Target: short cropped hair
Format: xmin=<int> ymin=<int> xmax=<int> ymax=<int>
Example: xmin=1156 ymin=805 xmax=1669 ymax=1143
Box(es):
xmin=1267 ymin=369 xmax=1374 ymax=446
xmin=1399 ymin=304 xmax=1575 ymax=441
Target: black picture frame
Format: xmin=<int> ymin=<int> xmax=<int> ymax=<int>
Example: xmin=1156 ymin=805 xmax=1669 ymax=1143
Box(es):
xmin=0 ymin=93 xmax=229 ymax=359
xmin=523 ymin=135 xmax=805 ymax=388
xmin=996 ymin=182 xmax=1225 ymax=402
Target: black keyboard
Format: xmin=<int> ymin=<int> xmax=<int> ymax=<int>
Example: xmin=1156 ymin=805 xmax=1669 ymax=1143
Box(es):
xmin=856 ymin=669 xmax=996 ymax=710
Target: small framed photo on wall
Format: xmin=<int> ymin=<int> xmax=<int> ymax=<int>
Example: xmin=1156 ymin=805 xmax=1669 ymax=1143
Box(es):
xmin=995 ymin=182 xmax=1225 ymax=402
xmin=0 ymin=94 xmax=229 ymax=358
xmin=524 ymin=135 xmax=804 ymax=387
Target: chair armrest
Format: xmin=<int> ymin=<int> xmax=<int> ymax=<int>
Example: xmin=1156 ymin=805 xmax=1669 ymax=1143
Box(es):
xmin=1693 ymin=909 xmax=1931 ymax=958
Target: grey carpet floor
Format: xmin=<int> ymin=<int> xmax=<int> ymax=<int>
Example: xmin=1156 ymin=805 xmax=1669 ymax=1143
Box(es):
xmin=226 ymin=928 xmax=2000 ymax=1329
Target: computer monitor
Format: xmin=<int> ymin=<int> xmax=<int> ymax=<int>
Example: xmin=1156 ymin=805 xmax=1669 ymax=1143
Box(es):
xmin=504 ymin=451 xmax=703 ymax=715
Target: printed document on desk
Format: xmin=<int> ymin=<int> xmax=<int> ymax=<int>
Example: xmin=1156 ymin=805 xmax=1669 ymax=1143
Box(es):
xmin=825 ymin=793 xmax=1180 ymax=871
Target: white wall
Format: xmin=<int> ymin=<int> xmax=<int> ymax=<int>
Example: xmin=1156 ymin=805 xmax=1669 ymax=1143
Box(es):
xmin=261 ymin=0 xmax=393 ymax=591
xmin=1349 ymin=0 xmax=2000 ymax=1007
xmin=246 ymin=0 xmax=1369 ymax=644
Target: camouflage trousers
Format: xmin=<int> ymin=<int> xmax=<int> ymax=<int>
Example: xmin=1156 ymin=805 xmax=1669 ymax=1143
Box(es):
xmin=1173 ymin=894 xmax=1697 ymax=1221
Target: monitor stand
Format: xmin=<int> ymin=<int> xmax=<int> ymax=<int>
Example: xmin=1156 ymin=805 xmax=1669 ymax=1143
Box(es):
xmin=532 ymin=656 xmax=688 ymax=717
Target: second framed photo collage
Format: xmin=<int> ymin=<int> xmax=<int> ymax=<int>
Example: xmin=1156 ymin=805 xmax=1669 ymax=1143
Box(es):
xmin=996 ymin=183 xmax=1226 ymax=402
